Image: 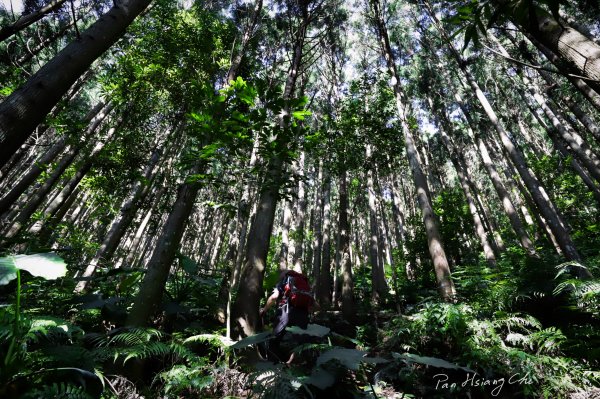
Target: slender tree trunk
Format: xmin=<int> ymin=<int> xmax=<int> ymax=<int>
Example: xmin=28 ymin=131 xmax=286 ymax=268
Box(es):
xmin=278 ymin=199 xmax=293 ymax=270
xmin=338 ymin=169 xmax=355 ymax=319
xmin=515 ymin=80 xmax=600 ymax=202
xmin=122 ymin=184 xmax=165 ymax=268
xmin=28 ymin=126 xmax=117 ymax=235
xmin=366 ymin=148 xmax=383 ymax=300
xmin=231 ymin=3 xmax=312 ymax=336
xmin=317 ymin=167 xmax=332 ymax=308
xmin=428 ymin=9 xmax=582 ymax=268
xmin=292 ymin=151 xmax=307 ymax=272
xmin=312 ymin=161 xmax=323 ymax=283
xmin=371 ymin=0 xmax=455 ymax=300
xmin=439 ymin=126 xmax=497 ymax=267
xmin=0 ymin=0 xmax=68 ymax=43
xmin=0 ymin=0 xmax=153 ymax=168
xmin=2 ymin=106 xmax=112 ymax=238
xmin=506 ymin=30 xmax=600 ymax=143
xmin=453 ymin=92 xmax=536 ymax=255
xmin=226 ymin=0 xmax=263 ymax=83
xmin=0 ymin=102 xmax=104 ymax=216
xmin=74 ymin=146 xmax=162 ymax=292
xmin=15 ymin=18 xmax=78 ymax=66
xmin=127 ymin=163 xmax=202 ymax=326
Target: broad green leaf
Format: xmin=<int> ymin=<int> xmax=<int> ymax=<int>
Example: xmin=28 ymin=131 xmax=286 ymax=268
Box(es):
xmin=292 ymin=110 xmax=311 ymax=120
xmin=0 ymin=253 xmax=67 ymax=285
xmin=0 ymin=258 xmax=18 ymax=285
xmin=231 ymin=331 xmax=273 ymax=349
xmin=14 ymin=253 xmax=67 ymax=280
xmin=179 ymin=254 xmax=199 ymax=276
xmin=393 ymin=352 xmax=474 ymax=372
xmin=317 ymin=348 xmax=387 ymax=370
xmin=286 ymin=323 xmax=330 ymax=337
xmin=303 ymin=367 xmax=336 ymax=389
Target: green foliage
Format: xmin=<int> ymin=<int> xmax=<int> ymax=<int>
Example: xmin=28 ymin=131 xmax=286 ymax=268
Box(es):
xmin=444 ymin=0 xmax=568 ymax=51
xmin=380 ymin=300 xmax=599 ymax=397
xmin=0 ymin=253 xmax=67 ymax=285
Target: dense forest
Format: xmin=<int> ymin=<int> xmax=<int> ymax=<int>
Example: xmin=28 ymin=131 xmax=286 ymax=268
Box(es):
xmin=0 ymin=0 xmax=600 ymax=397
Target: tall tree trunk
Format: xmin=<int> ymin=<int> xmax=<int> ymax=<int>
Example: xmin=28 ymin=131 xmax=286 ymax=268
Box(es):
xmin=439 ymin=125 xmax=497 ymax=267
xmin=0 ymin=102 xmax=105 ymax=216
xmin=15 ymin=18 xmax=78 ymax=66
xmin=122 ymin=184 xmax=166 ymax=268
xmin=278 ymin=199 xmax=293 ymax=270
xmin=127 ymin=163 xmax=202 ymax=326
xmin=1 ymin=106 xmax=112 ymax=239
xmin=74 ymin=146 xmax=162 ymax=292
xmin=27 ymin=125 xmax=117 ymax=235
xmin=501 ymin=1 xmax=600 ymax=91
xmin=371 ymin=0 xmax=456 ymax=300
xmin=292 ymin=151 xmax=307 ymax=272
xmin=453 ymin=92 xmax=536 ymax=255
xmin=317 ymin=167 xmax=332 ymax=308
xmin=0 ymin=0 xmax=153 ymax=168
xmin=312 ymin=161 xmax=323 ymax=283
xmin=0 ymin=0 xmax=68 ymax=43
xmin=505 ymin=30 xmax=600 ymax=143
xmin=231 ymin=2 xmax=313 ymax=336
xmin=522 ymin=31 xmax=600 ymax=112
xmin=226 ymin=0 xmax=263 ymax=83
xmin=427 ymin=8 xmax=583 ymax=270
xmin=338 ymin=169 xmax=355 ymax=320
xmin=366 ymin=145 xmax=387 ymax=300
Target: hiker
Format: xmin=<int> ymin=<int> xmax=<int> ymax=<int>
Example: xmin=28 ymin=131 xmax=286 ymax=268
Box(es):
xmin=259 ymin=269 xmax=318 ymax=364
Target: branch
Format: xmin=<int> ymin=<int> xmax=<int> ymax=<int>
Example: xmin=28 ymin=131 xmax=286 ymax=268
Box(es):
xmin=481 ymin=43 xmax=600 ymax=83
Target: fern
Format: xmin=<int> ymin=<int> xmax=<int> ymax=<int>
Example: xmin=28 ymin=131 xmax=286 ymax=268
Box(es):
xmin=492 ymin=313 xmax=542 ymax=332
xmin=22 ymin=382 xmax=94 ymax=399
xmin=106 ymin=327 xmax=163 ymax=346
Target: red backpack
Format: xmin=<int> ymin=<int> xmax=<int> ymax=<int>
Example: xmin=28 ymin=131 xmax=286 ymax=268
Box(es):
xmin=282 ymin=271 xmax=314 ymax=310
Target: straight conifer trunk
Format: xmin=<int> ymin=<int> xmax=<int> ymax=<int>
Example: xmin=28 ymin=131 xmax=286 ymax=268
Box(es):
xmin=425 ymin=5 xmax=584 ymax=271
xmin=127 ymin=164 xmax=201 ymax=326
xmin=370 ymin=0 xmax=455 ymax=300
xmin=74 ymin=146 xmax=163 ymax=292
xmin=0 ymin=0 xmax=68 ymax=42
xmin=232 ymin=2 xmax=312 ymax=336
xmin=0 ymin=0 xmax=153 ymax=168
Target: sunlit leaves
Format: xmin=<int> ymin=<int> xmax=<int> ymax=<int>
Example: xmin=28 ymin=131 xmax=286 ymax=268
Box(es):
xmin=0 ymin=253 xmax=67 ymax=285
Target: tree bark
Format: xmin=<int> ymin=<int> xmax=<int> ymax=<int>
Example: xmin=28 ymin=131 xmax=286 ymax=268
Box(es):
xmin=231 ymin=1 xmax=313 ymax=336
xmin=74 ymin=146 xmax=162 ymax=292
xmin=0 ymin=0 xmax=153 ymax=168
xmin=127 ymin=163 xmax=201 ymax=326
xmin=291 ymin=151 xmax=307 ymax=272
xmin=317 ymin=166 xmax=332 ymax=307
xmin=0 ymin=102 xmax=104 ymax=216
xmin=0 ymin=0 xmax=68 ymax=43
xmin=453 ymin=92 xmax=537 ymax=255
xmin=371 ymin=0 xmax=455 ymax=300
xmin=27 ymin=125 xmax=117 ymax=235
xmin=502 ymin=2 xmax=600 ymax=91
xmin=427 ymin=7 xmax=582 ymax=267
xmin=439 ymin=125 xmax=497 ymax=267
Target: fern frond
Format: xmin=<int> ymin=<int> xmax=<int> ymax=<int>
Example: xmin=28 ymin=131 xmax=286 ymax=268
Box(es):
xmin=22 ymin=382 xmax=93 ymax=399
xmin=107 ymin=327 xmax=163 ymax=346
xmin=183 ymin=333 xmax=234 ymax=348
xmin=493 ymin=313 xmax=542 ymax=332
xmin=505 ymin=332 xmax=531 ymax=347
xmin=120 ymin=341 xmax=173 ymax=363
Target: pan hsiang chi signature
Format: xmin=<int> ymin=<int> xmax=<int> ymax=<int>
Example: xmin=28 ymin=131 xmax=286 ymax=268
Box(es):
xmin=433 ymin=372 xmax=535 ymax=397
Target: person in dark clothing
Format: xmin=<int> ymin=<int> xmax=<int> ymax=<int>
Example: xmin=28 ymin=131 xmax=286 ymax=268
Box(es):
xmin=259 ymin=269 xmax=317 ymax=364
